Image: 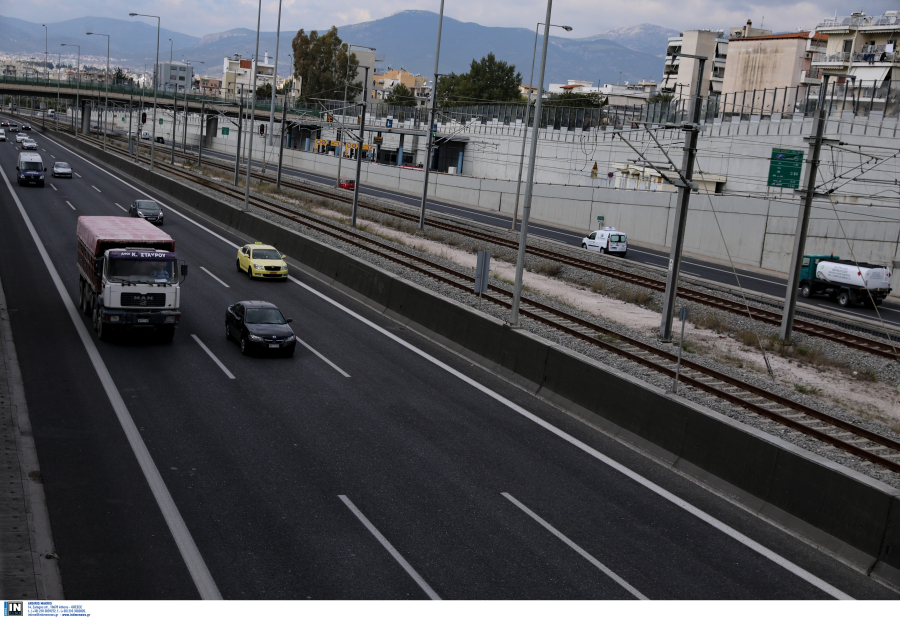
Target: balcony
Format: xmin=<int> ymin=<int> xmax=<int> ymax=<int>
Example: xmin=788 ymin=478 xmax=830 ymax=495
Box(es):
xmin=800 ymin=69 xmax=822 ymax=85
xmin=817 ymin=13 xmax=900 ymax=30
xmin=812 ymin=52 xmax=851 ymax=64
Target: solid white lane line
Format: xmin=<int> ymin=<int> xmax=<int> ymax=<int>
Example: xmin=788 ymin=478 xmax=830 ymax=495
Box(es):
xmin=92 ymin=185 xmax=101 ymax=192
xmin=114 ymin=202 xmax=127 ymax=212
xmin=199 ymin=266 xmax=229 ymax=288
xmin=50 ymin=183 xmax=57 ymax=191
xmin=65 ymin=200 xmax=75 ymax=211
xmin=289 ymin=276 xmax=852 ymax=600
xmin=502 ymin=492 xmax=647 ymax=600
xmin=74 ymin=172 xmax=81 ymax=177
xmin=31 ymin=134 xmax=865 ymax=594
xmin=0 ymin=164 xmax=222 ymax=600
xmin=338 ymin=495 xmax=440 ymax=600
xmin=296 ymin=337 xmax=350 ymax=377
xmin=190 ymin=335 xmax=235 ymax=380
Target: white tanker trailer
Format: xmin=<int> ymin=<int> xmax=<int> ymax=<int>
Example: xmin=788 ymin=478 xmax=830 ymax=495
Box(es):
xmin=799 ymin=254 xmax=892 ymax=307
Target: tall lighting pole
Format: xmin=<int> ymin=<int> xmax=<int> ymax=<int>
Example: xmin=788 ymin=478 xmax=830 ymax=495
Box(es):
xmin=183 ymin=60 xmax=204 ymax=152
xmin=86 ymin=32 xmax=110 ymax=150
xmin=61 ymin=44 xmax=80 ymax=138
xmin=266 ymin=0 xmax=284 ymax=147
xmin=55 ymin=52 xmax=61 ymax=131
xmin=129 ymin=13 xmax=161 ymax=173
xmin=417 ymin=0 xmax=445 ymax=230
xmin=511 ymin=22 xmax=572 ymax=231
xmin=335 ymin=42 xmax=376 ymax=187
xmin=510 ymin=1 xmax=554 ymax=325
xmin=42 ymin=24 xmax=48 ymax=80
xmin=242 ymin=0 xmax=263 ymax=211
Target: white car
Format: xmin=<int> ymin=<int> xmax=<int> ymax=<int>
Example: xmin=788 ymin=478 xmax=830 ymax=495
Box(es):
xmin=16 ymin=133 xmax=28 ymax=143
xmin=21 ymin=139 xmax=37 ymax=151
xmin=52 ymin=162 xmax=72 ymax=178
xmin=582 ymin=227 xmax=628 ymax=256
xmin=0 ymin=129 xmax=5 ymax=141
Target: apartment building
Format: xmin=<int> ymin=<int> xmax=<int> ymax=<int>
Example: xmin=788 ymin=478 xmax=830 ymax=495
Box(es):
xmin=222 ymin=53 xmax=275 ymax=98
xmin=662 ymin=20 xmax=771 ymax=99
xmin=721 ymin=32 xmax=827 ymax=111
xmin=198 ymin=77 xmax=222 ymax=96
xmin=156 ymin=61 xmax=195 ymax=92
xmin=811 ymin=11 xmax=900 ymax=84
xmin=371 ymin=68 xmax=431 ymax=106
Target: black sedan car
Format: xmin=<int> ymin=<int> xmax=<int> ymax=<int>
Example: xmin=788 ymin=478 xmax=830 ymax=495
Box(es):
xmin=225 ymin=301 xmax=296 ymax=356
xmin=22 ymin=124 xmax=31 ymax=131
xmin=128 ymin=199 xmax=164 ymax=225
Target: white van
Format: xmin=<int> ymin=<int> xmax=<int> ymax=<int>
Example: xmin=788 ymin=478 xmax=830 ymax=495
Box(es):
xmin=582 ymin=227 xmax=627 ymax=256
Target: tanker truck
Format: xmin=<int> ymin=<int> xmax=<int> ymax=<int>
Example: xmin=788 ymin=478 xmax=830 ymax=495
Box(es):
xmin=798 ymin=254 xmax=892 ymax=307
xmin=77 ymin=216 xmax=187 ymax=341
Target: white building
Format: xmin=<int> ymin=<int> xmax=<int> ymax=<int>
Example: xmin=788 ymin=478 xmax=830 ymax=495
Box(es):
xmin=222 ymin=53 xmax=275 ymax=98
xmin=155 ymin=61 xmax=195 ymax=92
xmin=546 ymin=79 xmax=658 ymax=106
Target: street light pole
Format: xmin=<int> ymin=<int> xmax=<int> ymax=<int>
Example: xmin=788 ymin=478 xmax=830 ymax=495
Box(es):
xmin=86 ymin=33 xmax=110 ymax=150
xmin=510 ymin=2 xmax=554 ymax=325
xmin=130 ymin=13 xmax=161 ymax=173
xmin=243 ymin=0 xmax=263 ymax=211
xmin=61 ymin=44 xmax=80 ymax=138
xmin=511 ymin=22 xmax=572 ymax=231
xmin=55 ymin=52 xmax=60 ymax=131
xmin=267 ymin=0 xmax=283 ymax=148
xmin=417 ymin=0 xmax=445 ymax=230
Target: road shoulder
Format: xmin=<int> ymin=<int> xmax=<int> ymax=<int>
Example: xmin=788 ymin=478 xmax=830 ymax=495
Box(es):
xmin=0 ymin=273 xmax=63 ymax=599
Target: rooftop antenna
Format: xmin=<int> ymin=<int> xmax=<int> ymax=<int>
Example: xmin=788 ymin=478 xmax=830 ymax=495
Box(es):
xmin=760 ymin=15 xmax=764 ymax=28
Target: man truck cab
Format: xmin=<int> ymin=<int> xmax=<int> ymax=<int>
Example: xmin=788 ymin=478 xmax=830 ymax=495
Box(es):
xmin=16 ymin=152 xmax=46 ymax=187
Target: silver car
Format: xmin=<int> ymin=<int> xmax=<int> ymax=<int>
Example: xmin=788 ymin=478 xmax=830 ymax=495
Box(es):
xmin=15 ymin=133 xmax=28 ymax=143
xmin=0 ymin=129 xmax=5 ymax=141
xmin=21 ymin=140 xmax=37 ymax=151
xmin=52 ymin=162 xmax=73 ymax=178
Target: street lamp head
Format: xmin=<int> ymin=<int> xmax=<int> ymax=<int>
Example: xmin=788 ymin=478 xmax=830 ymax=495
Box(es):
xmin=129 ymin=13 xmax=138 ymax=16
xmin=86 ymin=32 xmax=92 ymax=35
xmin=562 ymin=26 xmax=574 ymax=31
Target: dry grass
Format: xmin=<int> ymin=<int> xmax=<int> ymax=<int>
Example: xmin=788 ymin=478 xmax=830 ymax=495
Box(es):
xmin=694 ymin=312 xmax=729 ymax=334
xmin=533 ymin=260 xmax=563 ymax=277
xmin=794 ymin=383 xmax=823 ymax=396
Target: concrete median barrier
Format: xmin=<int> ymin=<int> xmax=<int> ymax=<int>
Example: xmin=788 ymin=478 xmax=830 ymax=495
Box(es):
xmin=54 ymin=129 xmax=900 ymax=592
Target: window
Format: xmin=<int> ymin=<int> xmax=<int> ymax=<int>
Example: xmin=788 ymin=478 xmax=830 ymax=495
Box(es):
xmin=843 ymin=39 xmax=853 ymax=53
xmin=802 ymin=257 xmax=810 ymax=267
xmin=234 ymin=304 xmax=245 ymax=319
xmin=588 ymin=232 xmax=596 ymax=240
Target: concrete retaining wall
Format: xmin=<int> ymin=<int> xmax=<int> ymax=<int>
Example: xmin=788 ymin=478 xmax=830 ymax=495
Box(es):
xmin=54 ymin=129 xmax=900 ymax=591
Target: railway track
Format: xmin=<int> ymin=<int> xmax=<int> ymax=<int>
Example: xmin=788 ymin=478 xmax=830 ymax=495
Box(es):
xmin=78 ymin=140 xmax=898 ymax=476
xmin=66 ymin=125 xmax=900 ymax=361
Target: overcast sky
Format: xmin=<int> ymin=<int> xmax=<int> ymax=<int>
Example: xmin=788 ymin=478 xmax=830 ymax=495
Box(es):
xmin=4 ymin=0 xmax=899 ymax=37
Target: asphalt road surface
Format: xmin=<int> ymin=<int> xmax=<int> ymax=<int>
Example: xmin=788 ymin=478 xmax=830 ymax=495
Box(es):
xmin=0 ymin=116 xmax=896 ymax=600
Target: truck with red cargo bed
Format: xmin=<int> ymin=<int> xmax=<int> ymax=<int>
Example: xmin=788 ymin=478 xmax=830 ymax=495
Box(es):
xmin=76 ymin=216 xmax=188 ymax=341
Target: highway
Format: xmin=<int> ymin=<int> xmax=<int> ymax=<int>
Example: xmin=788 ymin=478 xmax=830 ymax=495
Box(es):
xmin=0 ymin=116 xmax=896 ymax=599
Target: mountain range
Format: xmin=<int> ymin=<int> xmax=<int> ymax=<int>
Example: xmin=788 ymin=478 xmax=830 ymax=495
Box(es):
xmin=0 ymin=11 xmax=677 ymax=87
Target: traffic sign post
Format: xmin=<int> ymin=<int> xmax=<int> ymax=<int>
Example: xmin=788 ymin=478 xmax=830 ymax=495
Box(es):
xmin=221 ymin=127 xmax=230 ymax=136
xmin=596 ymin=215 xmax=604 ymax=225
xmin=767 ymin=148 xmax=804 ymax=189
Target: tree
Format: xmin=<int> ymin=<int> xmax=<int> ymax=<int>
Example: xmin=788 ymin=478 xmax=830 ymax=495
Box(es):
xmin=544 ymin=91 xmax=607 ymax=108
xmin=278 ymin=77 xmax=296 ymax=95
xmin=649 ymin=92 xmax=674 ymax=104
xmin=256 ymin=82 xmax=273 ymax=99
xmin=384 ymin=83 xmax=416 ymax=107
xmin=437 ymin=53 xmax=523 ymax=106
xmin=291 ymin=26 xmax=361 ymax=103
xmin=113 ymin=67 xmax=129 ymax=85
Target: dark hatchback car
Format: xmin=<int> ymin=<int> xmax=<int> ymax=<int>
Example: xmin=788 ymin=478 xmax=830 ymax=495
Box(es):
xmin=225 ymin=301 xmax=296 ymax=356
xmin=129 ymin=199 xmax=164 ymax=225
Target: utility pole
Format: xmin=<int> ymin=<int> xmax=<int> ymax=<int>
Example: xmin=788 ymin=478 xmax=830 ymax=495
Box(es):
xmin=198 ymin=97 xmax=205 ymax=166
xmin=234 ymin=89 xmax=244 ymax=186
xmin=243 ymin=0 xmax=263 ymax=211
xmin=510 ymin=1 xmax=554 ymax=325
xmin=417 ymin=0 xmax=446 ymax=230
xmin=276 ymin=95 xmax=288 ymax=189
xmin=780 ymin=73 xmax=844 ymax=341
xmin=658 ymin=53 xmax=707 ymax=342
xmin=351 ymin=66 xmax=369 ymax=228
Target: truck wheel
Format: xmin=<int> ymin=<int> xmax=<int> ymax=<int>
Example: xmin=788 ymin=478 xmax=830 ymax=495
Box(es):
xmin=837 ymin=292 xmax=850 ymax=307
xmin=599 ymin=247 xmax=606 ymax=255
xmin=581 ymin=243 xmax=587 ymax=250
xmin=800 ymin=284 xmax=811 ymax=298
xmin=79 ymin=281 xmax=89 ymax=316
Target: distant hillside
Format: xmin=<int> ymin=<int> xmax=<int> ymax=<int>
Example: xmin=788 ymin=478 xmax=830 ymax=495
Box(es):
xmin=1 ymin=11 xmax=669 ymax=86
xmin=576 ymin=24 xmax=679 ymax=58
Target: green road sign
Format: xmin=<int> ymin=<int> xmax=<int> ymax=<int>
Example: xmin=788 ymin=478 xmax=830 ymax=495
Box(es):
xmin=159 ymin=118 xmax=164 ymax=125
xmin=221 ymin=127 xmax=230 ymax=136
xmin=596 ymin=215 xmax=604 ymax=223
xmin=767 ymin=148 xmax=804 ymax=189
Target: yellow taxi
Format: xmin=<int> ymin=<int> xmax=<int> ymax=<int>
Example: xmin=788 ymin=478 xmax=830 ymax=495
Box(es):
xmin=236 ymin=242 xmax=289 ymax=280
